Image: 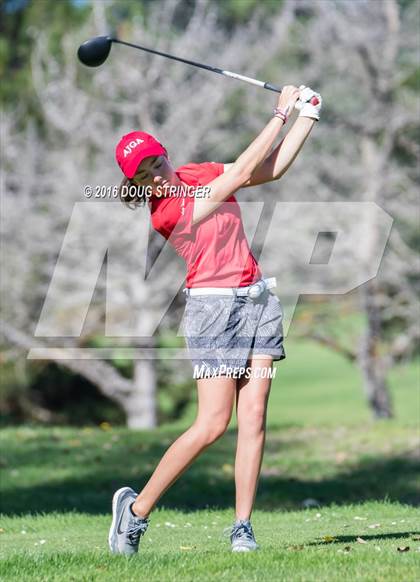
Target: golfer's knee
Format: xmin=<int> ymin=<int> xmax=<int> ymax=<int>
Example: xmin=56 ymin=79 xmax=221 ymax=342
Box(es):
xmin=238 ymin=405 xmax=266 ymax=435
xmin=194 ymin=417 xmax=230 ymax=445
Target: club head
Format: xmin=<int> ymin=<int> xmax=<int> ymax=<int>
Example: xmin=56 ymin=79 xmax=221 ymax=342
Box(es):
xmin=77 ymin=36 xmax=112 ymax=67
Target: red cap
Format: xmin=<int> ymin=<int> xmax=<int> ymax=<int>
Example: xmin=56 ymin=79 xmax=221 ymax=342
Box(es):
xmin=115 ymin=131 xmax=167 ymax=179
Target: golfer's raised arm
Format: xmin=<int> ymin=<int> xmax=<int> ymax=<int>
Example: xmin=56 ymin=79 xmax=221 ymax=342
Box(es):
xmin=224 ymin=86 xmax=323 ymax=186
xmin=244 ymin=116 xmax=316 ymax=186
xmin=191 ymin=85 xmax=300 ymax=226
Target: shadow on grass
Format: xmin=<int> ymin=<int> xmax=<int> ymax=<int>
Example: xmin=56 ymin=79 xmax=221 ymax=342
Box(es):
xmin=1 ymin=427 xmax=419 ymax=516
xmin=307 ymin=532 xmax=420 ymax=546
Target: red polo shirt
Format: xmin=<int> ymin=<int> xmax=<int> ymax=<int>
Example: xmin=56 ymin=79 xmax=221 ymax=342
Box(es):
xmin=149 ymin=162 xmax=262 ymax=288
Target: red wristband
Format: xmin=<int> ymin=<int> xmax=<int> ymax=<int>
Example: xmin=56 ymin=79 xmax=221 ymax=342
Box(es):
xmin=273 ymin=107 xmax=288 ymax=123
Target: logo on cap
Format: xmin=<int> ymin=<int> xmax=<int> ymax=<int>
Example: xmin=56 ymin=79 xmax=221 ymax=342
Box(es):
xmin=115 ymin=131 xmax=167 ymax=179
xmin=123 ymin=138 xmax=144 ymax=158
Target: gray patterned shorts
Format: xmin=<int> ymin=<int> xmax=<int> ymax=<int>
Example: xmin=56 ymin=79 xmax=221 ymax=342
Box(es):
xmin=181 ymin=288 xmax=286 ymax=378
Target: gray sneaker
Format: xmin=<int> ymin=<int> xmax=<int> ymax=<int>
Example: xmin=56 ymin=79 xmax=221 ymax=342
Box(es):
xmin=225 ymin=519 xmax=259 ymax=552
xmin=108 ymin=487 xmax=150 ymax=555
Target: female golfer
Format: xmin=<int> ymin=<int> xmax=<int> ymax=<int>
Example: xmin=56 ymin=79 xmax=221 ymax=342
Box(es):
xmin=109 ymin=85 xmax=322 ymax=554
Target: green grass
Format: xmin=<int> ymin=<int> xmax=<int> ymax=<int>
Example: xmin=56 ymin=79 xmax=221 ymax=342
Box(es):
xmin=1 ymin=504 xmax=419 ymax=582
xmin=0 ymin=339 xmax=419 ymax=581
xmin=269 ymin=339 xmax=420 ymax=427
xmin=177 ymin=338 xmax=419 ymax=429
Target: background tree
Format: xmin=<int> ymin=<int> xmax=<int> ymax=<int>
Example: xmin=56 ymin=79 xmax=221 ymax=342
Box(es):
xmin=1 ymin=0 xmax=418 ymax=426
xmin=272 ymin=0 xmax=419 ymax=417
xmin=1 ymin=0 xmax=297 ymax=427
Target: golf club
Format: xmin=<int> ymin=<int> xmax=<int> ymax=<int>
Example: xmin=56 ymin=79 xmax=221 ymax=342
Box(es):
xmin=78 ymin=35 xmax=319 ymax=104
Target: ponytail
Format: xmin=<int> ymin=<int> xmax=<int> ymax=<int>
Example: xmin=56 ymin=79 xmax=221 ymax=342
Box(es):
xmin=118 ymin=176 xmax=147 ymax=210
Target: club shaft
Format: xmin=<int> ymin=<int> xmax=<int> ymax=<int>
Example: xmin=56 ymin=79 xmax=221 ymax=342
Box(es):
xmin=111 ymin=38 xmax=282 ymax=94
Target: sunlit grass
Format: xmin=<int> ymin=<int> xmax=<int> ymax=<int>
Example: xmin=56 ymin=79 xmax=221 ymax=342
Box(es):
xmin=0 ymin=314 xmax=418 ymax=581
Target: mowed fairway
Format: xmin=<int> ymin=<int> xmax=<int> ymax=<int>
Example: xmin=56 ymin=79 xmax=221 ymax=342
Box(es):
xmin=0 ymin=339 xmax=419 ymax=581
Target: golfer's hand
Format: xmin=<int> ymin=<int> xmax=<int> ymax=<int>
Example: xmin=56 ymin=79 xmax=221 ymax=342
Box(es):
xmin=295 ymin=85 xmax=322 ymax=120
xmin=276 ymin=85 xmax=300 ymax=118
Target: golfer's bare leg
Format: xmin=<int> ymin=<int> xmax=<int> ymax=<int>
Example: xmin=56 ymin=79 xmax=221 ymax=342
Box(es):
xmin=234 ymin=355 xmax=273 ymax=521
xmin=132 ymin=375 xmax=236 ymax=518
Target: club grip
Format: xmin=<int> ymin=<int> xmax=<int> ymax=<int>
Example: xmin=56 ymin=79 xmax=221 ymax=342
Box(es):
xmin=264 ymin=82 xmax=282 ymax=93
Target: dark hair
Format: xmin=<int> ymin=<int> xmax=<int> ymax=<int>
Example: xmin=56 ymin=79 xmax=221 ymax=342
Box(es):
xmin=118 ymin=176 xmax=148 ymax=210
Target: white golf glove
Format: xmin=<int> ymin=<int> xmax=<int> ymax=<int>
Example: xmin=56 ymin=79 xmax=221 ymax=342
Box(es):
xmin=295 ymin=85 xmax=322 ymax=121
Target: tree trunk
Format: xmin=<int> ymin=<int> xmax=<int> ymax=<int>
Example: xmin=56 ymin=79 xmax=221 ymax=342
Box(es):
xmin=0 ymin=321 xmax=159 ymax=428
xmin=358 ymin=281 xmax=393 ymax=418
xmin=358 ymin=344 xmax=393 ymax=418
xmin=123 ymin=342 xmax=158 ymax=429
